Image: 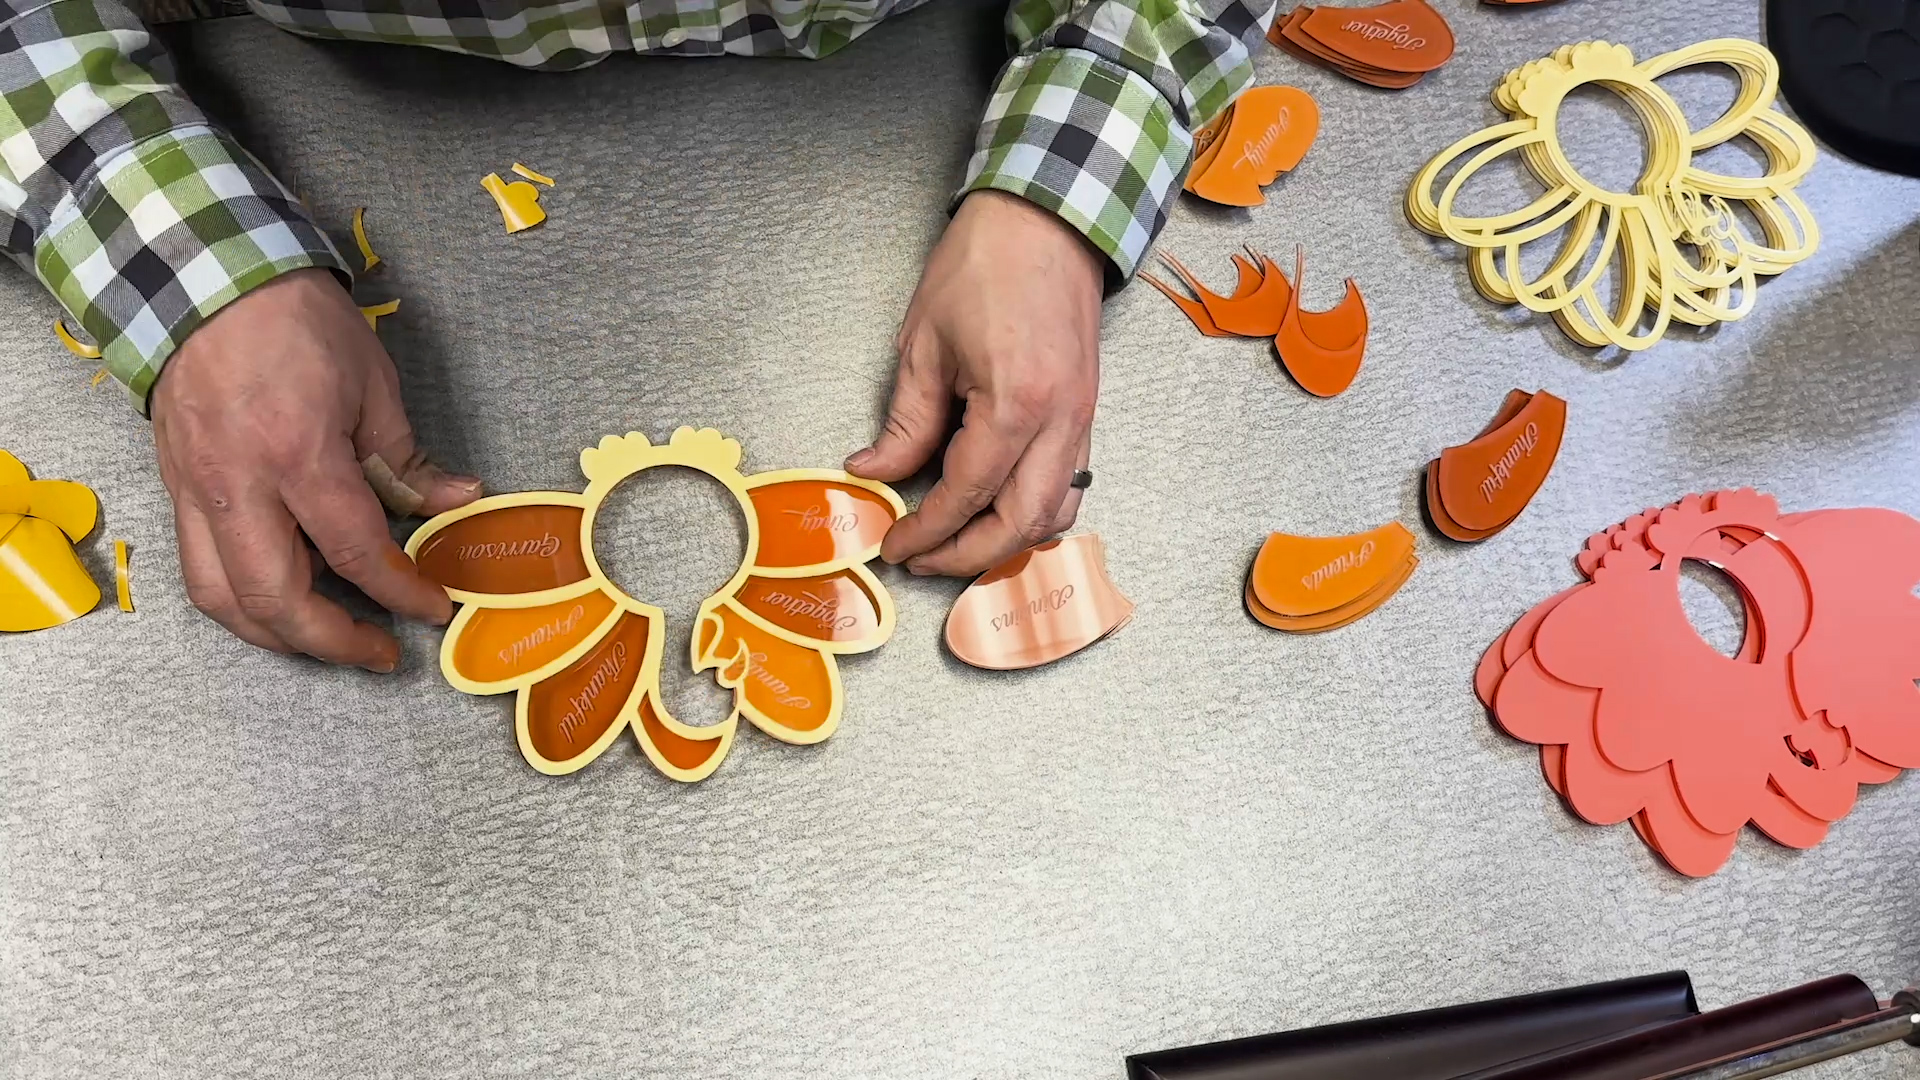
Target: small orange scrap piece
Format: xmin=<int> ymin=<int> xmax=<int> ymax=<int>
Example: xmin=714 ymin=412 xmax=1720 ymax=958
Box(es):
xmin=1142 ymin=245 xmax=1369 ymax=397
xmin=1267 ymin=0 xmax=1455 ymax=89
xmin=1245 ymin=522 xmax=1417 ymax=632
xmin=1185 ymin=85 xmax=1320 ymax=207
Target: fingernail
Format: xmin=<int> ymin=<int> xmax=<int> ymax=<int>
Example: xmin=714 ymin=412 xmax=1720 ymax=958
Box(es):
xmin=906 ymin=560 xmax=932 ymax=576
xmin=450 ymin=474 xmax=483 ymax=494
xmin=844 ymin=448 xmax=874 ymax=471
xmin=366 ymin=660 xmax=397 ymax=674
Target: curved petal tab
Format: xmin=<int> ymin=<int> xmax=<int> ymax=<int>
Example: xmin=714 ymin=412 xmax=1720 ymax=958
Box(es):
xmin=521 ymin=610 xmax=651 ymax=773
xmin=747 ymin=475 xmax=901 ymax=570
xmin=632 ymin=691 xmax=736 ymax=783
xmin=410 ymin=497 xmax=589 ymax=598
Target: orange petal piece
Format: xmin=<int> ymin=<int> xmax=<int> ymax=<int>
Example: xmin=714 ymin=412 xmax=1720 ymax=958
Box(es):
xmin=450 ymin=590 xmax=618 ymax=687
xmin=1248 ymin=522 xmax=1416 ymax=618
xmin=945 ymin=534 xmax=1134 ymax=670
xmin=1179 ymin=252 xmax=1294 ymax=338
xmin=522 ymin=610 xmax=651 ymax=771
xmin=747 ymin=479 xmax=898 ymax=569
xmin=1274 ymin=248 xmax=1368 ymax=397
xmin=1433 ymin=389 xmax=1567 ymax=537
xmin=1299 ymin=0 xmax=1455 ymax=74
xmin=634 ymin=691 xmax=735 ymax=782
xmin=1246 ymin=551 xmax=1416 ymax=632
xmin=1186 ymin=86 xmax=1320 ymax=207
xmin=735 ymin=569 xmax=883 ymax=646
xmin=412 ymin=501 xmax=589 ymax=596
xmin=1141 ymin=270 xmax=1232 ymax=337
xmin=698 ymin=602 xmax=839 ymax=740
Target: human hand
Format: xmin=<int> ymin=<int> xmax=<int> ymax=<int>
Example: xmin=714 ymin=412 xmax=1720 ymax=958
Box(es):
xmin=846 ymin=189 xmax=1103 ymax=576
xmin=151 ymin=268 xmax=481 ymax=670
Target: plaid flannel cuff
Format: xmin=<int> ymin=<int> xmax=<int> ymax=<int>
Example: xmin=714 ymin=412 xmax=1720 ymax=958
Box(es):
xmin=957 ymin=47 xmax=1188 ymax=285
xmin=35 ymin=125 xmax=347 ymax=413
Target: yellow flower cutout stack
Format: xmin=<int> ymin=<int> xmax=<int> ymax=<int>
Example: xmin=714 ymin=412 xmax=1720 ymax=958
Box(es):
xmin=406 ymin=428 xmax=905 ymax=782
xmin=1407 ymin=39 xmax=1818 ymax=351
xmin=0 ymin=449 xmax=101 ymax=631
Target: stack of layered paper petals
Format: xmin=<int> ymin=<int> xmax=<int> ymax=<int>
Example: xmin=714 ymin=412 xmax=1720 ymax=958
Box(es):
xmin=1247 ymin=522 xmax=1417 ymax=631
xmin=1268 ymin=0 xmax=1456 ymax=89
xmin=1143 ymin=247 xmax=1369 ymax=397
xmin=1478 ymin=489 xmax=1920 ymax=876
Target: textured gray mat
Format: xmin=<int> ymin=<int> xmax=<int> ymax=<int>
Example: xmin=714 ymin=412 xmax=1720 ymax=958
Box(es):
xmin=3 ymin=1 xmax=1919 ymax=1077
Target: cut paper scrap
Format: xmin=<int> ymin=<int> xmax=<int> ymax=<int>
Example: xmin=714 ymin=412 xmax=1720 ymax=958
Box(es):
xmin=88 ymin=369 xmax=108 ymax=390
xmin=481 ymin=171 xmax=547 ymax=234
xmin=54 ymin=319 xmax=100 ymax=360
xmin=511 ymin=162 xmax=556 ymax=186
xmin=945 ymin=533 xmax=1134 ymax=670
xmin=1185 ymin=85 xmax=1320 ymax=207
xmin=360 ymin=299 xmax=401 ymax=332
xmin=406 ymin=427 xmax=904 ymax=782
xmin=113 ymin=539 xmax=132 ymax=612
xmin=0 ymin=449 xmax=102 ymax=632
xmin=1426 ymin=388 xmax=1566 ymax=541
xmin=1141 ymin=246 xmax=1369 ymax=397
xmin=351 ymin=206 xmax=382 ymax=272
xmin=1268 ymin=0 xmax=1455 ymax=89
xmin=1407 ymin=39 xmax=1818 ymax=352
xmin=1246 ymin=521 xmax=1416 ymax=632
xmin=1478 ymin=489 xmax=1919 ymax=876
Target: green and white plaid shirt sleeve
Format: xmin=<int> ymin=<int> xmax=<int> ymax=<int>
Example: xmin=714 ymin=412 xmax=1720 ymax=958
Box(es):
xmin=961 ymin=0 xmax=1276 ymax=284
xmin=0 ymin=0 xmax=345 ymax=412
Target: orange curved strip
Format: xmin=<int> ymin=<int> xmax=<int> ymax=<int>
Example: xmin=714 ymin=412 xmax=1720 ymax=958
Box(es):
xmin=1273 ymin=248 xmax=1367 ymax=398
xmin=748 ymin=480 xmax=897 ymax=569
xmin=1140 ymin=271 xmax=1231 ymax=337
xmin=636 ymin=692 xmax=731 ymax=774
xmin=735 ymin=569 xmax=881 ymax=644
xmin=414 ymin=504 xmax=589 ymax=595
xmin=1185 ymin=102 xmax=1236 ymax=193
xmin=451 ymin=591 xmax=617 ymax=685
xmin=523 ymin=610 xmax=649 ymax=766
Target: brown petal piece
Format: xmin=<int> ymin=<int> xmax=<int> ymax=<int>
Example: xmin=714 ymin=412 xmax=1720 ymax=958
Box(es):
xmin=945 ymin=534 xmax=1133 ymax=670
xmin=1431 ymin=389 xmax=1567 ymax=539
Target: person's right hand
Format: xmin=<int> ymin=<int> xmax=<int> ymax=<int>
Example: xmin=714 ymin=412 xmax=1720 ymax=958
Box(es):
xmin=151 ymin=268 xmax=482 ymax=671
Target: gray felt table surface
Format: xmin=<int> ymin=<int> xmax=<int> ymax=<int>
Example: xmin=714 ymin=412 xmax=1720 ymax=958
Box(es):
xmin=3 ymin=0 xmax=1920 ymax=1076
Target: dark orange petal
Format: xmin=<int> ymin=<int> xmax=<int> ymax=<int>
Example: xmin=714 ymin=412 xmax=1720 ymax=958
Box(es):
xmin=521 ymin=610 xmax=650 ymax=771
xmin=699 ymin=602 xmax=839 ymax=741
xmin=411 ymin=499 xmax=589 ymax=596
xmin=634 ymin=691 xmax=735 ymax=781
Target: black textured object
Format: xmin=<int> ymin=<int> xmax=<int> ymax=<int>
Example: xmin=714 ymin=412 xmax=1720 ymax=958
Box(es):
xmin=1124 ymin=972 xmax=1698 ymax=1080
xmin=1450 ymin=974 xmax=1881 ymax=1080
xmin=1768 ymin=0 xmax=1920 ymax=177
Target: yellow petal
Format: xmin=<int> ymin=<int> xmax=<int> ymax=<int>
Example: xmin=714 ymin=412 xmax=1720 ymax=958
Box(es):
xmin=0 ymin=516 xmax=100 ymax=631
xmin=351 ymin=206 xmax=383 ymax=272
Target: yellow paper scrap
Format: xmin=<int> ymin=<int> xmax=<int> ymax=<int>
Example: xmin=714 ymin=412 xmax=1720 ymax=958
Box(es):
xmin=89 ymin=369 xmax=109 ymax=390
xmin=481 ymin=172 xmax=547 ymax=233
xmin=114 ymin=539 xmax=132 ymax=612
xmin=511 ymin=162 xmax=556 ymax=186
xmin=0 ymin=449 xmax=102 ymax=632
xmin=55 ymin=319 xmax=101 ymax=360
xmin=360 ymin=298 xmax=401 ymax=332
xmin=352 ymin=206 xmax=383 ymax=272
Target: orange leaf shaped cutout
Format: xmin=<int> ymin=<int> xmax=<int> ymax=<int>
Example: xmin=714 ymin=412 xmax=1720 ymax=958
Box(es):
xmin=1434 ymin=389 xmax=1567 ymax=536
xmin=522 ymin=610 xmax=651 ymax=771
xmin=1249 ymin=522 xmax=1416 ymax=618
xmin=1186 ymin=86 xmax=1321 ymax=207
xmin=698 ymin=602 xmax=839 ymax=740
xmin=747 ymin=478 xmax=899 ymax=569
xmin=1299 ymin=0 xmax=1455 ymax=74
xmin=412 ymin=501 xmax=589 ymax=597
xmin=634 ymin=690 xmax=736 ymax=782
xmin=1274 ymin=248 xmax=1368 ymax=397
xmin=450 ymin=591 xmax=619 ymax=687
xmin=945 ymin=534 xmax=1134 ymax=670
xmin=1141 ymin=270 xmax=1232 ymax=337
xmin=1246 ymin=547 xmax=1416 ymax=631
xmin=735 ymin=569 xmax=883 ymax=645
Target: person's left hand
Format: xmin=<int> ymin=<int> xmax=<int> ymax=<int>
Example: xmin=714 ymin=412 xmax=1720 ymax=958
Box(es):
xmin=845 ymin=189 xmax=1103 ymax=576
